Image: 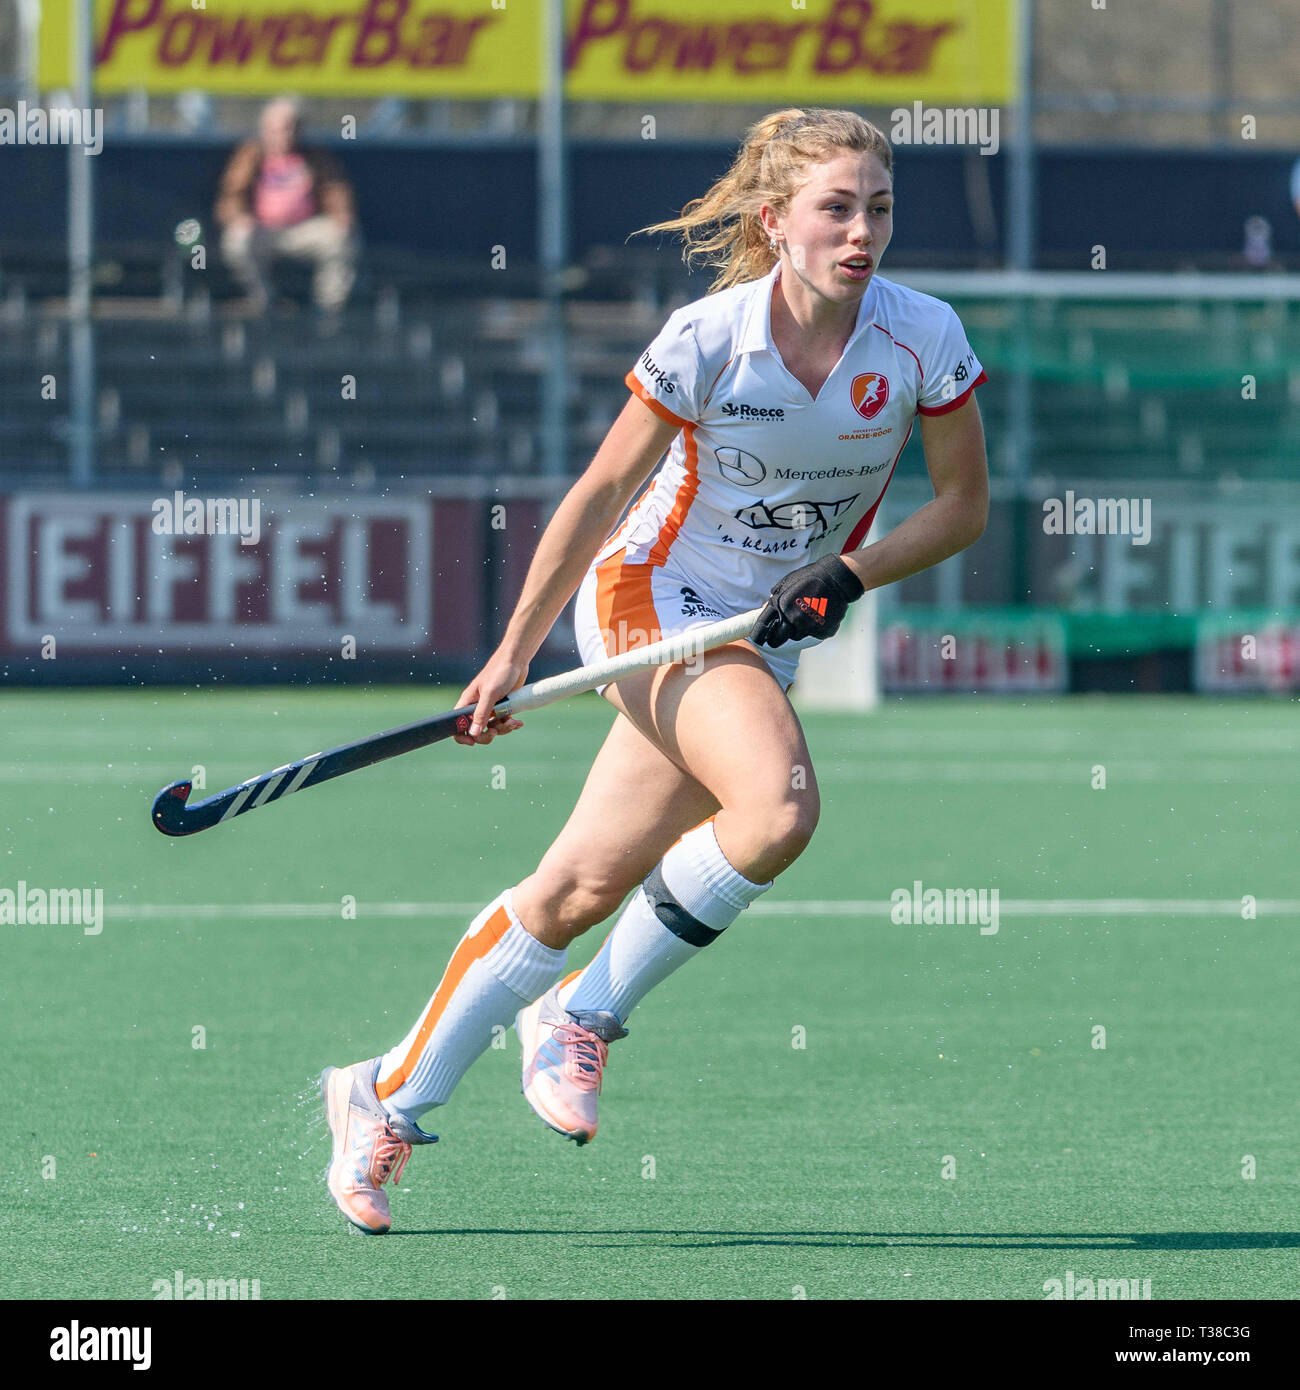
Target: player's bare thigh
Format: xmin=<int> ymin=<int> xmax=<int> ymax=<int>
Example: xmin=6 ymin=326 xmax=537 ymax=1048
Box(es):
xmin=512 ymin=710 xmax=720 ymax=949
xmin=603 ymin=641 xmax=820 ymax=885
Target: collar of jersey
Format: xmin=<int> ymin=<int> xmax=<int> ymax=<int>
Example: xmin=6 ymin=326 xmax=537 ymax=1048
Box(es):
xmin=735 ymin=262 xmax=878 ymax=359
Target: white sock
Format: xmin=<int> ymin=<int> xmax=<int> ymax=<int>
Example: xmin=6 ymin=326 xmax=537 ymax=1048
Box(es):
xmin=376 ymin=889 xmax=565 ymax=1121
xmin=559 ymin=820 xmax=770 ymax=1023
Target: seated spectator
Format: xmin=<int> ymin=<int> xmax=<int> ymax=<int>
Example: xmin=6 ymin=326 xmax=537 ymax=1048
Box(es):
xmin=216 ymin=97 xmax=357 ymax=313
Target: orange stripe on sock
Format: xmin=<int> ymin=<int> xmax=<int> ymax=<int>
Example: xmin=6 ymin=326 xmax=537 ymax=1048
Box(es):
xmin=376 ymin=904 xmax=513 ymax=1100
xmin=664 ymin=813 xmax=719 ymax=857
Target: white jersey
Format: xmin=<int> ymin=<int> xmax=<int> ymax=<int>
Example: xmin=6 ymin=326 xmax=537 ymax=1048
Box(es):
xmin=608 ymin=263 xmax=987 ymax=607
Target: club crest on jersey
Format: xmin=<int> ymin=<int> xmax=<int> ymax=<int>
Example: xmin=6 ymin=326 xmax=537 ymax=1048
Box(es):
xmin=714 ymin=447 xmax=766 ymax=486
xmin=850 ymin=372 xmax=890 ymax=420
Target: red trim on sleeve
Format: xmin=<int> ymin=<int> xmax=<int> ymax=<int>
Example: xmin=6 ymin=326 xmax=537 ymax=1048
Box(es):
xmin=625 ymin=371 xmax=691 ymax=429
xmin=917 ymin=368 xmax=989 ymax=416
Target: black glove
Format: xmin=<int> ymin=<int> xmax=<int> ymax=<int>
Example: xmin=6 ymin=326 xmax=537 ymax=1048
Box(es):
xmin=750 ymin=554 xmax=865 ymax=649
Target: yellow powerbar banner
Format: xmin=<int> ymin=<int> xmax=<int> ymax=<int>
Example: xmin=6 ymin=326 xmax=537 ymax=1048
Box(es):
xmin=40 ymin=0 xmax=1016 ymax=103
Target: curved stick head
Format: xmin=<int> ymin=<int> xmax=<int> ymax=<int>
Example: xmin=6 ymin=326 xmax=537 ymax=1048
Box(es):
xmin=152 ymin=780 xmax=194 ymax=837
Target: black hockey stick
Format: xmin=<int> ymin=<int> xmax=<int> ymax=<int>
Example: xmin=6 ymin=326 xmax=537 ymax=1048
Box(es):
xmin=151 ymin=608 xmax=762 ymax=837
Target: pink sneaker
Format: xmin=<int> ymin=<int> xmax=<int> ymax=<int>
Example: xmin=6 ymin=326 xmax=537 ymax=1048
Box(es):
xmin=320 ymin=1058 xmax=437 ymax=1234
xmin=516 ymin=987 xmax=628 ymax=1145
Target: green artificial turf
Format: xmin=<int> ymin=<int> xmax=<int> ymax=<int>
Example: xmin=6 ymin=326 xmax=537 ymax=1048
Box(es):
xmin=2 ymin=689 xmax=1297 ymax=1299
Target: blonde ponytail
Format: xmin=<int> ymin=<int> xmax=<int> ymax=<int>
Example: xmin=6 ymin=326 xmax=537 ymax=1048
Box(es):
xmin=638 ymin=108 xmax=893 ymax=293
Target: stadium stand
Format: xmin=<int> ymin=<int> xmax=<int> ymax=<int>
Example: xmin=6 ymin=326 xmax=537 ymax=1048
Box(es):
xmin=3 ymin=236 xmax=1299 ymax=489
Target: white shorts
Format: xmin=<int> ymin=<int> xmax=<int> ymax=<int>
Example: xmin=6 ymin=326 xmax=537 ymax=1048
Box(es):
xmin=573 ymin=546 xmax=807 ymax=694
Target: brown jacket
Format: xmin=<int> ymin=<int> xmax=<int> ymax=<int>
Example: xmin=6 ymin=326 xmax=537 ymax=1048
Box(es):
xmin=215 ymin=140 xmax=355 ymax=227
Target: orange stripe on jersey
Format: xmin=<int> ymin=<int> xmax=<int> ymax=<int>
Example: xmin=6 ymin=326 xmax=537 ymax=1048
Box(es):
xmin=647 ymin=423 xmax=699 ymax=568
xmin=595 ymin=548 xmax=662 ymax=656
xmin=375 ymin=904 xmax=513 ymax=1100
xmin=600 ymin=476 xmax=659 ymax=556
xmin=625 ymin=370 xmax=691 ymax=429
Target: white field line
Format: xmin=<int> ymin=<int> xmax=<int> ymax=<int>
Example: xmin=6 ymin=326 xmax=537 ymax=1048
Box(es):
xmin=104 ymin=899 xmax=1300 ymax=921
xmin=813 ymin=762 xmax=1295 ymax=782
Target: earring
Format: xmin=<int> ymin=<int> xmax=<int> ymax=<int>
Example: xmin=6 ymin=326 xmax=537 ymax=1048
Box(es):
xmin=769 ymin=235 xmax=780 ymax=253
